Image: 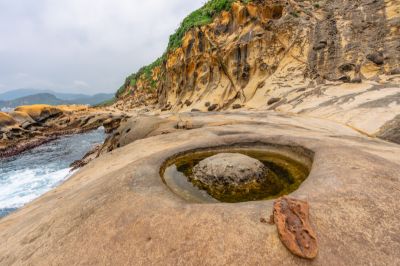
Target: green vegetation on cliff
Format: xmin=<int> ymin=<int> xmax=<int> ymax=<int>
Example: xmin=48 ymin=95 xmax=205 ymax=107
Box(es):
xmin=167 ymin=0 xmax=248 ymax=51
xmin=117 ymin=0 xmax=252 ymax=98
xmin=116 ymin=56 xmax=164 ymax=98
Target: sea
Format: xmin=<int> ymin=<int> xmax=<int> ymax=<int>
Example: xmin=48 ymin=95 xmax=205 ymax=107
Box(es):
xmin=0 ymin=127 xmax=105 ymax=218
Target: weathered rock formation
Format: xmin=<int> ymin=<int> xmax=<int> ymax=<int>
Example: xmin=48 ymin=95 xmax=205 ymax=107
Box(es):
xmin=0 ymin=112 xmax=17 ymax=128
xmin=191 ymin=153 xmax=269 ymax=195
xmin=0 ymin=104 xmax=127 ymax=157
xmin=117 ymin=0 xmax=400 ymax=112
xmin=112 ymin=0 xmax=400 ymax=143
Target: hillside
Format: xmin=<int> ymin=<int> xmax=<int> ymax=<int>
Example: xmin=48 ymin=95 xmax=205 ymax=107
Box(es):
xmin=113 ymin=0 xmax=400 ymax=142
xmin=0 ymin=93 xmax=68 ymax=109
xmin=0 ymin=89 xmax=84 ymax=101
xmin=0 ymin=92 xmax=114 ymax=108
xmin=0 ymin=89 xmax=113 ymax=104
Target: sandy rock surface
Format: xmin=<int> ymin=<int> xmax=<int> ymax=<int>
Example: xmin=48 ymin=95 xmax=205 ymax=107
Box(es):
xmin=1 ymin=111 xmax=399 ymax=265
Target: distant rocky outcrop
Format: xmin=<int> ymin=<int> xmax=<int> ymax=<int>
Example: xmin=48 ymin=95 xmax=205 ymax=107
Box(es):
xmin=0 ymin=104 xmax=127 ymax=157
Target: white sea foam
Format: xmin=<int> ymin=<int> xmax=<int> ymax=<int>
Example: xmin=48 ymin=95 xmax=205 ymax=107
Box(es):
xmin=0 ymin=167 xmax=75 ymax=209
xmin=0 ymin=107 xmax=12 ymax=113
xmin=0 ymin=128 xmax=104 ymax=216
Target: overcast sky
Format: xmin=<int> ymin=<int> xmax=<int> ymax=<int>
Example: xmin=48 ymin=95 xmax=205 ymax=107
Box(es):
xmin=0 ymin=0 xmax=204 ymax=94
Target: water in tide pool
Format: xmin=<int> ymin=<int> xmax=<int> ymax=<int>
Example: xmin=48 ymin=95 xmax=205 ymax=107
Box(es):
xmin=0 ymin=128 xmax=105 ymax=218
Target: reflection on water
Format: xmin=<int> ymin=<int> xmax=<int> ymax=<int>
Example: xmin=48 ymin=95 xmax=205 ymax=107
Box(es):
xmin=162 ymin=146 xmax=312 ymax=203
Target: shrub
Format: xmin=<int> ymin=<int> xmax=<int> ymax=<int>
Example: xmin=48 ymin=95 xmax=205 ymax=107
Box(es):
xmin=167 ymin=0 xmax=240 ymax=51
xmin=94 ymin=97 xmax=116 ymax=107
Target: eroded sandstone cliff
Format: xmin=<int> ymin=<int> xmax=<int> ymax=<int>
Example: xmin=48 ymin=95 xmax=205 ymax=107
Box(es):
xmin=112 ymin=0 xmax=400 ymax=144
xmin=116 ymin=0 xmax=400 ymax=113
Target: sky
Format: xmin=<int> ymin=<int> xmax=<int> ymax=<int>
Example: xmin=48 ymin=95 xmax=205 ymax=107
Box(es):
xmin=0 ymin=0 xmax=205 ymax=94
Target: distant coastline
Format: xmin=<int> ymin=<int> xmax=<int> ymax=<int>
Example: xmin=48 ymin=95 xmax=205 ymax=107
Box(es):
xmin=0 ymin=89 xmax=114 ymax=109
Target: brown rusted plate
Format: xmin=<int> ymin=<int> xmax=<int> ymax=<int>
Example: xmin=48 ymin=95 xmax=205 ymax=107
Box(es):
xmin=273 ymin=196 xmax=318 ymax=259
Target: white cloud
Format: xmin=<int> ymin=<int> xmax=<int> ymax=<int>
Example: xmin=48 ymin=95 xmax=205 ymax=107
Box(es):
xmin=0 ymin=0 xmax=204 ymax=94
xmin=73 ymin=80 xmax=89 ymax=88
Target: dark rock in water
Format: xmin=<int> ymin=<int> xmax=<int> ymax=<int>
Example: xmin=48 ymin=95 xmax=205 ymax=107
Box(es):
xmin=70 ymin=144 xmax=102 ymax=170
xmin=191 ymin=153 xmax=269 ymax=195
xmin=191 ymin=108 xmax=201 ymax=112
xmin=268 ymin=97 xmax=281 ymax=105
xmin=367 ymin=52 xmax=384 ymax=65
xmin=273 ymin=197 xmax=318 ymax=259
xmin=207 ymin=104 xmax=218 ymax=111
xmin=232 ymin=104 xmax=242 ymax=109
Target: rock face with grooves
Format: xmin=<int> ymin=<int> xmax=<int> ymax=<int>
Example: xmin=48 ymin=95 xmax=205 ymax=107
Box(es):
xmin=273 ymin=196 xmax=318 ymax=260
xmin=191 ymin=153 xmax=269 ymax=194
xmin=116 ymin=0 xmax=400 ymax=113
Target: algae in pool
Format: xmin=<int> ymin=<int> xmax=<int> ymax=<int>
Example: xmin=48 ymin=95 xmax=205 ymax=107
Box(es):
xmin=162 ymin=147 xmax=311 ymax=203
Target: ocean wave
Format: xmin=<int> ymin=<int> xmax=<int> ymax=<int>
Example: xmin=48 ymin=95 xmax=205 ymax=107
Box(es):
xmin=0 ymin=167 xmax=75 ymax=210
xmin=0 ymin=128 xmax=104 ymax=217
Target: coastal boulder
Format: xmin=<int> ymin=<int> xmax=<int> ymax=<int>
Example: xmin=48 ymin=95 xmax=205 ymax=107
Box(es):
xmin=14 ymin=105 xmax=63 ymax=122
xmin=191 ymin=153 xmax=269 ymax=195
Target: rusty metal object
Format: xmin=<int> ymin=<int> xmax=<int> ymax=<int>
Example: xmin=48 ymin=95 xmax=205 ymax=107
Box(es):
xmin=273 ymin=196 xmax=318 ymax=259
